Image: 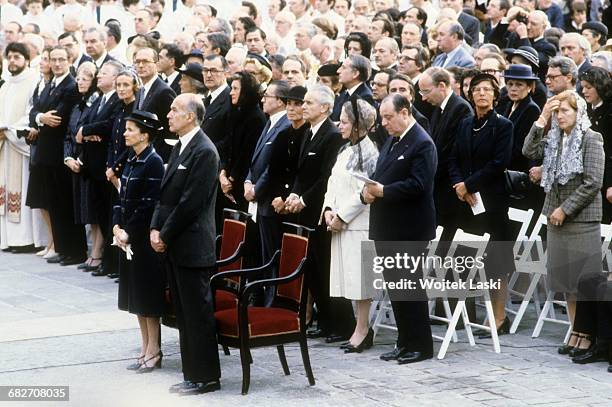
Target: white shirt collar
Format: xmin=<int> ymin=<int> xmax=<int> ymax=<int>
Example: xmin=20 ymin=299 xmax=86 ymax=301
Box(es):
xmin=101 ymin=89 xmax=115 ymax=100
xmin=411 ymin=73 xmax=421 ymax=84
xmin=309 ymin=118 xmax=326 ymax=139
xmin=94 ymin=52 xmax=108 ymax=68
xmin=269 ymin=110 xmax=286 ymax=129
xmin=593 ymin=100 xmax=604 ymax=110
xmin=166 ymin=70 xmax=179 ymax=84
xmin=440 ymin=91 xmax=453 ymax=112
xmin=178 ymin=126 xmax=199 ymax=155
xmin=397 ymin=119 xmax=416 ymax=142
xmin=209 ymin=82 xmax=228 ymax=105
xmin=142 ymin=76 xmax=157 ymax=98
xmin=347 ymin=82 xmax=362 ymax=95
xmin=54 ymin=71 xmax=70 ymax=86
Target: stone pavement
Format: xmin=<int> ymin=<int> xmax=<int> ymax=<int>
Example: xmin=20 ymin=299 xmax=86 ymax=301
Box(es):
xmin=1 ymin=251 xmax=612 ymax=407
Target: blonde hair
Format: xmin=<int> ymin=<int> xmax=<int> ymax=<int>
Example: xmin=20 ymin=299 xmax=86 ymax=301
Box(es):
xmin=77 ymin=61 xmax=97 ymax=79
xmin=552 ymin=89 xmax=579 ymax=111
xmin=243 ymin=58 xmax=273 ymax=84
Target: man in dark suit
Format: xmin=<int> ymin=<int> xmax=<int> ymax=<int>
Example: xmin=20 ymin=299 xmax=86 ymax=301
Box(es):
xmin=484 ymin=0 xmax=510 ymax=48
xmin=201 ymin=54 xmax=232 ymax=151
xmin=441 ymin=0 xmax=480 ymax=45
xmin=151 ymin=93 xmax=221 ymax=395
xmin=29 ymin=46 xmax=87 ymax=266
xmin=419 ymin=67 xmax=473 ymax=242
xmin=77 ymin=60 xmax=123 ymax=277
xmin=285 ymin=85 xmax=356 ymax=343
xmin=363 ymin=93 xmax=437 ymax=364
xmin=244 ymin=80 xmax=291 ymax=305
xmin=559 ymin=32 xmax=592 ymax=93
xmin=83 ymin=26 xmax=117 ymax=69
xmin=331 ymin=54 xmax=375 ymax=121
xmin=158 ymin=43 xmax=183 ymax=95
xmin=525 ymin=11 xmax=557 ymax=82
xmin=134 ymin=47 xmax=176 ymax=162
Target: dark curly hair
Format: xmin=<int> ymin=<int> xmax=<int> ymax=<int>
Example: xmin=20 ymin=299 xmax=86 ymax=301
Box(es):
xmin=344 ymin=32 xmax=372 ymax=59
xmin=579 ymin=66 xmax=612 ymax=102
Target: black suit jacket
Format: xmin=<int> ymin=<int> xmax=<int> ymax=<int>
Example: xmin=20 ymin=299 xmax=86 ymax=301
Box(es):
xmin=135 ymin=77 xmax=176 ymax=162
xmin=531 ymin=38 xmax=557 ymax=82
xmin=80 ymin=92 xmax=122 ymax=180
xmin=292 ymin=118 xmax=346 ymax=228
xmin=331 ymin=82 xmax=375 ymax=121
xmin=458 ymin=12 xmax=480 ymax=45
xmin=29 ymin=74 xmax=81 ymax=167
xmin=369 ymin=122 xmax=438 ymax=241
xmin=500 ymin=95 xmax=541 ymax=173
xmin=484 ymin=21 xmax=509 ymax=49
xmin=448 ymin=112 xmax=513 ymax=213
xmin=168 ymin=72 xmax=181 ymax=95
xmin=151 ymin=129 xmax=219 ymax=268
xmin=201 ymin=86 xmax=232 ymax=151
xmin=413 ymin=80 xmax=435 ymax=120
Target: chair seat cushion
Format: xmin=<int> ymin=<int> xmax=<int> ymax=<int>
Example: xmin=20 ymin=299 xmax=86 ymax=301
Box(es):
xmin=215 ymin=290 xmax=237 ymax=311
xmin=215 ymin=307 xmax=300 ymax=338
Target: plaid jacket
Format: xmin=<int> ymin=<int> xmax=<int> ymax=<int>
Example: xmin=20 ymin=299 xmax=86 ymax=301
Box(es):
xmin=523 ymin=124 xmax=604 ymax=223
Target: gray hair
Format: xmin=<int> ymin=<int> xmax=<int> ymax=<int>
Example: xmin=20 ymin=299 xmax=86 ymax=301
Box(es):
xmin=376 ymin=37 xmax=399 ymax=55
xmin=341 ymin=99 xmax=377 ymax=136
xmin=309 ymin=84 xmax=335 ymax=115
xmin=348 ymin=54 xmax=371 ymax=82
xmin=592 ymin=51 xmax=612 ymax=72
xmin=296 ymin=22 xmax=317 ymax=39
xmin=548 ymin=56 xmax=579 ymax=83
xmin=561 ymin=32 xmax=592 ymax=58
xmin=184 ymin=94 xmax=205 ymax=126
xmin=102 ymin=59 xmax=124 ymax=76
xmin=476 ymin=43 xmax=501 ymax=54
xmin=84 ymin=26 xmax=108 ymax=43
xmin=447 ymin=22 xmax=465 ymax=41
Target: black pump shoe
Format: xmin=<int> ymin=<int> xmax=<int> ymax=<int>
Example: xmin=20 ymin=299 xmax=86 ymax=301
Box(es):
xmin=477 ymin=316 xmax=510 ymax=339
xmin=344 ymin=328 xmax=374 ymax=354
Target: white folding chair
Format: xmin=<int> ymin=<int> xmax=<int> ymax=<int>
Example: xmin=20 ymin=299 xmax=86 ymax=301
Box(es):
xmin=507 ymin=213 xmax=549 ymax=333
xmin=600 ymin=223 xmax=612 ymax=271
xmin=371 ymin=227 xmax=443 ymax=338
xmin=427 ymin=229 xmax=500 ymax=359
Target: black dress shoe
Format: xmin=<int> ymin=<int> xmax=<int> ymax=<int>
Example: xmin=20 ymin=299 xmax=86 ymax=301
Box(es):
xmin=325 ymin=333 xmax=351 ymax=343
xmin=345 ymin=329 xmax=374 ymax=354
xmin=91 ymin=268 xmax=108 ymax=277
xmin=177 ymin=380 xmax=220 ymax=395
xmin=169 ymin=381 xmax=194 ymax=393
xmin=477 ymin=316 xmax=511 ymax=339
xmin=339 ymin=341 xmax=351 ymax=349
xmin=572 ymin=344 xmax=606 ymax=364
xmin=46 ymin=254 xmax=65 ymax=264
xmin=569 ymin=335 xmax=594 ymax=358
xmin=1 ymin=247 xmax=12 ymax=252
xmin=106 ymin=272 xmax=120 ymax=279
xmin=10 ymin=244 xmax=37 ymax=254
xmin=60 ymin=256 xmax=87 ymax=266
xmin=397 ymin=351 xmax=433 ymax=365
xmin=380 ymin=346 xmax=407 ymax=361
xmin=306 ymin=328 xmax=326 ymax=339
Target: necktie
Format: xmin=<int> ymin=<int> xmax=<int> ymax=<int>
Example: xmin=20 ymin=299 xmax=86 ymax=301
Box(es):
xmin=49 ymin=80 xmax=56 ymax=94
xmin=300 ymin=129 xmax=313 ymax=158
xmin=162 ymin=75 xmax=168 ymax=83
xmin=204 ymin=95 xmax=212 ymax=108
xmin=389 ymin=136 xmax=399 ymax=152
xmin=138 ymin=89 xmax=145 ymax=110
xmin=437 ymin=53 xmax=448 ymax=67
xmin=97 ymin=95 xmax=106 ymax=114
xmin=173 ymin=0 xmax=178 ymax=11
xmin=96 ymin=6 xmax=101 ymax=24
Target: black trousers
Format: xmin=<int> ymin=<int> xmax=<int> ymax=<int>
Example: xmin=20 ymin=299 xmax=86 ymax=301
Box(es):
xmin=377 ymin=241 xmax=433 ymax=353
xmin=574 ymin=272 xmax=612 ymax=341
xmin=167 ymin=261 xmax=221 ymax=383
xmin=307 ymin=227 xmax=356 ymax=336
xmin=258 ymin=214 xmax=282 ymax=306
xmin=42 ymin=165 xmax=86 ymax=257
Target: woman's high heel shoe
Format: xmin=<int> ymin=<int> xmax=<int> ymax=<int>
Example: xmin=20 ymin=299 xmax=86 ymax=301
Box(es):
xmin=569 ymin=335 xmax=593 ymax=358
xmin=558 ymin=332 xmax=580 ymax=355
xmin=344 ymin=328 xmax=374 ymax=354
xmin=135 ymin=351 xmax=162 ymax=374
xmin=126 ymin=354 xmax=145 ymax=371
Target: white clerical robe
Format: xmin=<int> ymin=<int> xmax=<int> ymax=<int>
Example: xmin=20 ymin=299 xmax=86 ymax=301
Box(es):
xmin=0 ymin=67 xmax=47 ymax=249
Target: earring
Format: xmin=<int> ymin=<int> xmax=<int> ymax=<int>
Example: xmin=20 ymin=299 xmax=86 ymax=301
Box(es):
xmin=139 ymin=138 xmax=144 ymax=142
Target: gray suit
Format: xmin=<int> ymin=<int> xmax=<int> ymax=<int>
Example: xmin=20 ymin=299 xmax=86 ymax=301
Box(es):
xmin=432 ymin=45 xmax=476 ymax=68
xmin=523 ymin=124 xmax=604 ymax=222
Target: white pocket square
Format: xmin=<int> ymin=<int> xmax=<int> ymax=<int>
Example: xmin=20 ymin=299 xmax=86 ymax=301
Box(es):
xmin=397 ymin=155 xmax=405 ymax=160
xmin=178 ymin=164 xmax=187 ymax=170
xmin=308 ymin=152 xmax=317 ymax=156
xmin=265 ymin=141 xmax=272 ymax=145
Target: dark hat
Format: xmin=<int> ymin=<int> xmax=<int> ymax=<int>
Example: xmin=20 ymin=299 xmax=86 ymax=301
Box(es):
xmin=285 ymin=85 xmax=308 ymax=102
xmin=503 ymin=64 xmax=538 ymax=80
xmin=179 ymin=62 xmax=204 ymax=83
xmin=246 ymin=53 xmax=272 ymax=71
xmin=317 ymin=62 xmax=341 ymax=77
xmin=187 ymin=49 xmax=204 ymax=61
xmin=469 ymin=73 xmax=499 ymax=95
xmin=503 ymin=46 xmax=540 ymax=70
xmin=125 ymin=110 xmax=162 ymax=136
xmin=582 ymin=22 xmax=608 ymax=42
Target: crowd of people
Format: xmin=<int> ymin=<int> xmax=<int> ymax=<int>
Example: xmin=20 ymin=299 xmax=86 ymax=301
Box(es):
xmin=1 ymin=0 xmax=612 ymax=395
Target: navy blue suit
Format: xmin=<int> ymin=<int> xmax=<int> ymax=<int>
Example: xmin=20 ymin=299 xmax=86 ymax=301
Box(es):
xmin=369 ymin=121 xmax=437 ymax=353
xmin=331 ymin=82 xmax=375 ymax=121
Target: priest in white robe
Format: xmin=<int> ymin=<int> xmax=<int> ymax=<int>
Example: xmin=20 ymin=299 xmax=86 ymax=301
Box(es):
xmin=0 ymin=42 xmax=46 ymax=251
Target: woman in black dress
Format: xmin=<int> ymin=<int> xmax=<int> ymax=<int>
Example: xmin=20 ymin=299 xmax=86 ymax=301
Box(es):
xmin=62 ymin=61 xmax=100 ymax=270
xmin=448 ymin=73 xmax=515 ymax=336
xmin=219 ymin=71 xmax=267 ymax=212
xmin=113 ymin=111 xmax=165 ymax=373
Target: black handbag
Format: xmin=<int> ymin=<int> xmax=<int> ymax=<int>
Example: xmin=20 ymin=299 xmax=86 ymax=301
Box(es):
xmin=504 ymin=169 xmax=531 ymax=200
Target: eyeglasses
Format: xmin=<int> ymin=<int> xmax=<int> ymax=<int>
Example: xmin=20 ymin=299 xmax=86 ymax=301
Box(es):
xmin=472 ymin=86 xmax=494 ymax=93
xmin=262 ymin=93 xmax=278 ymax=99
xmin=546 ymin=73 xmax=564 ymax=80
xmin=203 ymin=68 xmax=224 ymax=75
xmin=372 ymin=81 xmax=387 ymax=87
xmin=482 ymin=69 xmax=502 ymax=75
xmin=418 ymin=87 xmax=433 ymax=96
xmin=134 ymin=59 xmax=155 ymax=65
xmin=399 ymin=55 xmax=417 ymax=62
xmin=50 ymin=57 xmax=68 ymax=63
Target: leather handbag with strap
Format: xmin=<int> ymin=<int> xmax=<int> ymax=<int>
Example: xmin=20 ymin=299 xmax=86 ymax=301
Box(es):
xmin=504 ymin=169 xmax=532 ymax=200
